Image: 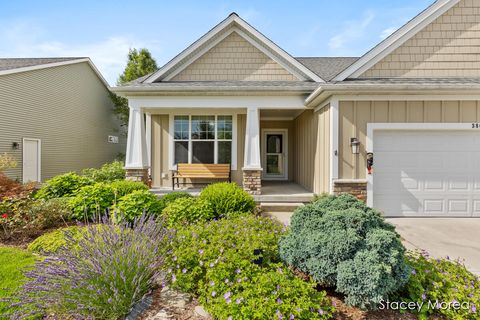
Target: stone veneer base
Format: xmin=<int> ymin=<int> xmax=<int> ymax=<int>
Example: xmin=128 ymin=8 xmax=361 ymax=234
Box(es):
xmin=125 ymin=168 xmax=150 ymax=185
xmin=333 ymin=180 xmax=367 ymax=202
xmin=242 ymin=169 xmax=262 ymax=195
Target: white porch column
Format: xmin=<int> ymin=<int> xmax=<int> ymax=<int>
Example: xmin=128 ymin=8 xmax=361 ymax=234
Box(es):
xmin=242 ymin=107 xmax=262 ymax=195
xmin=125 ymin=106 xmax=149 ymax=183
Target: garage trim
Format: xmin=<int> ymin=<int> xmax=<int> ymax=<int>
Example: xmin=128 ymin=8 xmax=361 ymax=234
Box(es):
xmin=366 ymin=123 xmax=478 ymax=208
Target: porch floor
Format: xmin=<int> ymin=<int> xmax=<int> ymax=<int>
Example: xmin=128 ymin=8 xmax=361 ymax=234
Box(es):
xmin=150 ymin=181 xmax=314 ymax=203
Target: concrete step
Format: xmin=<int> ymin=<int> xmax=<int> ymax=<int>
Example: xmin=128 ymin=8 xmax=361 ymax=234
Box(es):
xmin=264 ymin=212 xmax=294 ymax=226
xmin=254 ymin=195 xmax=314 ymax=203
xmin=260 ymin=202 xmax=304 ymax=213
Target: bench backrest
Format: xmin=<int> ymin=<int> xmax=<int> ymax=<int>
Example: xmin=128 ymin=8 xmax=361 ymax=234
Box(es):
xmin=176 ymin=163 xmax=230 ymax=178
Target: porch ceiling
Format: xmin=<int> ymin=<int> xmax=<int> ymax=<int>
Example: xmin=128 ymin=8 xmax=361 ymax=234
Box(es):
xmin=260 ymin=109 xmax=304 ymax=119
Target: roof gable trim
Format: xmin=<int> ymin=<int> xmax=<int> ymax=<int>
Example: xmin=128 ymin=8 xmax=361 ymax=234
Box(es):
xmin=333 ymin=0 xmax=460 ymax=81
xmin=0 ymin=58 xmax=110 ymax=87
xmin=145 ymin=13 xmax=324 ymax=83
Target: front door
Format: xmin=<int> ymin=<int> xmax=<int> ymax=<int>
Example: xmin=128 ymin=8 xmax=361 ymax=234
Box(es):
xmin=262 ymin=130 xmax=287 ymax=180
xmin=22 ymin=138 xmax=41 ymax=182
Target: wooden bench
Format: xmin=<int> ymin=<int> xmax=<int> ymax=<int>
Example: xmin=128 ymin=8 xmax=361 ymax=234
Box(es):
xmin=172 ymin=163 xmax=231 ymax=190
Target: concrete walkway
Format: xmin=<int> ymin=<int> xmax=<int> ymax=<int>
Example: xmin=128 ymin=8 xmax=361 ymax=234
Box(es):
xmin=387 ymin=218 xmax=480 ymax=275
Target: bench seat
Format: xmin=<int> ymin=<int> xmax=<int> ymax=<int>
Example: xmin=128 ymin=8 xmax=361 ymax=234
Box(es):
xmin=172 ymin=163 xmax=231 ymax=190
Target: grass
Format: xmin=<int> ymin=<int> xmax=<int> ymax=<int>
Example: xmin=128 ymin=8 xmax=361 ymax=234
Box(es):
xmin=0 ymin=246 xmax=37 ymax=315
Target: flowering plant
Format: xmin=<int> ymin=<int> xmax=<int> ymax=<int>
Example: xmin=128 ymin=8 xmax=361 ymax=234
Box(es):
xmin=6 ymin=214 xmax=170 ymax=319
xmin=393 ymin=250 xmax=479 ymax=320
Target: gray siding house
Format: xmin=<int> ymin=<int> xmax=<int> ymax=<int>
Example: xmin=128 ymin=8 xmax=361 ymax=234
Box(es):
xmin=0 ymin=58 xmax=125 ymax=182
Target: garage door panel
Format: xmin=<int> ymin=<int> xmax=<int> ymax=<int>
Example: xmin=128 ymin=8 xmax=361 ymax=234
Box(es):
xmin=373 ymin=130 xmax=479 ymax=217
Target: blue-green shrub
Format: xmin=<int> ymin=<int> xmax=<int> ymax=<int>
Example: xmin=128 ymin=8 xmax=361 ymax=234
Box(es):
xmin=113 ymin=190 xmax=162 ymax=223
xmin=279 ymin=194 xmax=410 ymax=309
xmin=35 ymin=173 xmax=93 ymax=200
xmin=198 ymin=182 xmax=255 ymax=218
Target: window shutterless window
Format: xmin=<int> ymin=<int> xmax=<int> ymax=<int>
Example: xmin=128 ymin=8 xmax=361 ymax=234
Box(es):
xmin=173 ymin=115 xmax=232 ymax=165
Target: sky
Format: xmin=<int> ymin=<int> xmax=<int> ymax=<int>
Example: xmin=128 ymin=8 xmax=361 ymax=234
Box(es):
xmin=0 ymin=0 xmax=435 ymax=85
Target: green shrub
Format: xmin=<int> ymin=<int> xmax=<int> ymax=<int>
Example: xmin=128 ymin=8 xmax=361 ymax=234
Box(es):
xmin=110 ymin=180 xmax=148 ymax=197
xmin=279 ymin=194 xmax=410 ymax=309
xmin=393 ymin=251 xmax=479 ymax=320
xmin=35 ymin=172 xmax=93 ymax=200
xmin=112 ymin=190 xmax=162 ymax=223
xmin=199 ymin=262 xmax=334 ymax=320
xmin=27 ymin=226 xmax=86 ymax=254
xmin=158 ymin=191 xmax=193 ymax=212
xmin=69 ymin=183 xmax=115 ymax=220
xmin=162 ymin=197 xmax=214 ymax=228
xmin=165 ymin=215 xmax=283 ymax=294
xmin=82 ymin=160 xmax=125 ymax=182
xmin=198 ymin=182 xmax=255 ymax=218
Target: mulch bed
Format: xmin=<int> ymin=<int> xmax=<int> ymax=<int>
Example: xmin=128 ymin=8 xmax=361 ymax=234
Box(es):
xmin=0 ymin=222 xmax=77 ymax=248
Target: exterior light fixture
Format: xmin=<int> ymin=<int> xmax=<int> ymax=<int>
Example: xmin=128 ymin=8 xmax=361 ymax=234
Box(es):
xmin=350 ymin=138 xmax=360 ymax=154
xmin=11 ymin=142 xmax=19 ymax=150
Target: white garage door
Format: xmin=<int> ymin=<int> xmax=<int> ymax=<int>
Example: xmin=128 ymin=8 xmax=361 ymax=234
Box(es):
xmin=373 ymin=130 xmax=480 ymax=217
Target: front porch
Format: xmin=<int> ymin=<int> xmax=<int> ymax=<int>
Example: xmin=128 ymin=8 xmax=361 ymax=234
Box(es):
xmin=151 ymin=181 xmax=314 ymax=203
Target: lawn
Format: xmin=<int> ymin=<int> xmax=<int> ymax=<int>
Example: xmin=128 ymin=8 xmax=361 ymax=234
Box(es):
xmin=0 ymin=246 xmax=37 ymax=315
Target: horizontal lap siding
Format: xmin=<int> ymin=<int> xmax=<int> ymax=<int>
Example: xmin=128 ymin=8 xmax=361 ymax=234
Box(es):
xmin=0 ymin=63 xmax=125 ymax=182
xmin=339 ymin=100 xmax=480 ymax=180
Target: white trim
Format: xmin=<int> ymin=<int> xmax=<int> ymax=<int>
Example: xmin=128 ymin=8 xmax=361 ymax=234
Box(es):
xmin=129 ymin=95 xmax=307 ymax=110
xmin=329 ymin=98 xmax=339 ymax=194
xmin=314 ymin=97 xmax=333 ymax=113
xmin=169 ymin=113 xmax=238 ymax=171
xmin=145 ymin=14 xmax=324 ymax=83
xmin=22 ymin=138 xmax=41 ymax=183
xmin=261 ymin=128 xmax=289 ymax=181
xmin=260 ymin=117 xmax=295 ymax=121
xmin=145 ymin=113 xmax=152 ymax=173
xmin=0 ymin=58 xmax=110 ymax=87
xmin=333 ymin=94 xmax=480 ymax=101
xmin=366 ymin=122 xmax=477 ymax=207
xmin=334 ymin=0 xmax=459 ymax=80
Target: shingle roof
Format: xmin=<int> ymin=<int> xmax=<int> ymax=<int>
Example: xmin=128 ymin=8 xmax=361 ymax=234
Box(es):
xmin=113 ymin=81 xmax=319 ymax=92
xmin=338 ymin=77 xmax=480 ymax=86
xmin=0 ymin=57 xmax=86 ymax=72
xmin=295 ymin=57 xmax=359 ymax=81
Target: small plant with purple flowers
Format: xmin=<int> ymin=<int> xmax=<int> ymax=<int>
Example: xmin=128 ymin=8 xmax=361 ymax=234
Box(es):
xmin=393 ymin=250 xmax=479 ymax=320
xmin=6 ymin=215 xmax=170 ymax=319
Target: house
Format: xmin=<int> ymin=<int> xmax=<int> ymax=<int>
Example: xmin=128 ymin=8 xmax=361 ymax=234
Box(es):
xmin=113 ymin=0 xmax=480 ymax=217
xmin=0 ymin=58 xmax=126 ymax=183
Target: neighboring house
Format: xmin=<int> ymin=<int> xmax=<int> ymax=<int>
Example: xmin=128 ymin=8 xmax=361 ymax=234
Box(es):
xmin=0 ymin=58 xmax=126 ymax=183
xmin=114 ymin=0 xmax=480 ymax=217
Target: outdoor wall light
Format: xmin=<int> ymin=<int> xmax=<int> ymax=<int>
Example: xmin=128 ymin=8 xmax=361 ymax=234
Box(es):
xmin=11 ymin=142 xmax=19 ymax=150
xmin=350 ymin=138 xmax=360 ymax=154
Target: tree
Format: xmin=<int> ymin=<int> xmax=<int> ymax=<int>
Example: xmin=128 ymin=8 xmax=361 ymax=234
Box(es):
xmin=111 ymin=48 xmax=158 ymax=127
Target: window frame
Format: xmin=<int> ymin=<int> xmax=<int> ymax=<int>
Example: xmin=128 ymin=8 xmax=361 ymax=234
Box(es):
xmin=170 ymin=113 xmax=237 ymax=170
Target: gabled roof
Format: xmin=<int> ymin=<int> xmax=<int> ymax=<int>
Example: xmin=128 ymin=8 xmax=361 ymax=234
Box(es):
xmin=333 ymin=0 xmax=461 ymax=81
xmin=296 ymin=57 xmax=358 ymax=81
xmin=144 ymin=13 xmax=324 ymax=83
xmin=0 ymin=57 xmax=110 ymax=87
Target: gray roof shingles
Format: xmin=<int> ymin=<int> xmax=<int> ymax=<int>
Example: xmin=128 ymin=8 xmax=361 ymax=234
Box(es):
xmin=295 ymin=57 xmax=358 ymax=81
xmin=0 ymin=57 xmax=86 ymax=72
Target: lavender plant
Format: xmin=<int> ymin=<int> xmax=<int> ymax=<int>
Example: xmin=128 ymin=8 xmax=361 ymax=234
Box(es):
xmin=7 ymin=215 xmax=170 ymax=319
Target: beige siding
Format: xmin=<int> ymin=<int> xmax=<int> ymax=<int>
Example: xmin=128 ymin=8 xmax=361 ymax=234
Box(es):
xmin=172 ymin=32 xmax=298 ymax=81
xmin=151 ymin=115 xmax=170 ymax=187
xmin=260 ymin=120 xmax=295 ymax=181
xmin=151 ymin=114 xmax=246 ymax=187
xmin=362 ymin=0 xmax=480 ymax=78
xmin=293 ymin=107 xmax=330 ymax=194
xmin=0 ymin=62 xmax=125 ymax=182
xmin=339 ymin=100 xmax=480 ymax=180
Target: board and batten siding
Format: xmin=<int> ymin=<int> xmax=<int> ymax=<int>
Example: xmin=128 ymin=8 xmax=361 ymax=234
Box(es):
xmin=339 ymin=100 xmax=480 ymax=180
xmin=0 ymin=62 xmax=125 ymax=182
xmin=150 ymin=114 xmax=246 ymax=187
xmin=361 ymin=0 xmax=480 ymax=78
xmin=293 ymin=107 xmax=330 ymax=194
xmin=171 ymin=32 xmax=298 ymax=81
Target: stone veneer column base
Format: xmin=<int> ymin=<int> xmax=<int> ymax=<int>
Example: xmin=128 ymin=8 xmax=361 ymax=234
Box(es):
xmin=333 ymin=180 xmax=367 ymax=202
xmin=242 ymin=169 xmax=262 ymax=195
xmin=125 ymin=168 xmax=150 ymax=185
